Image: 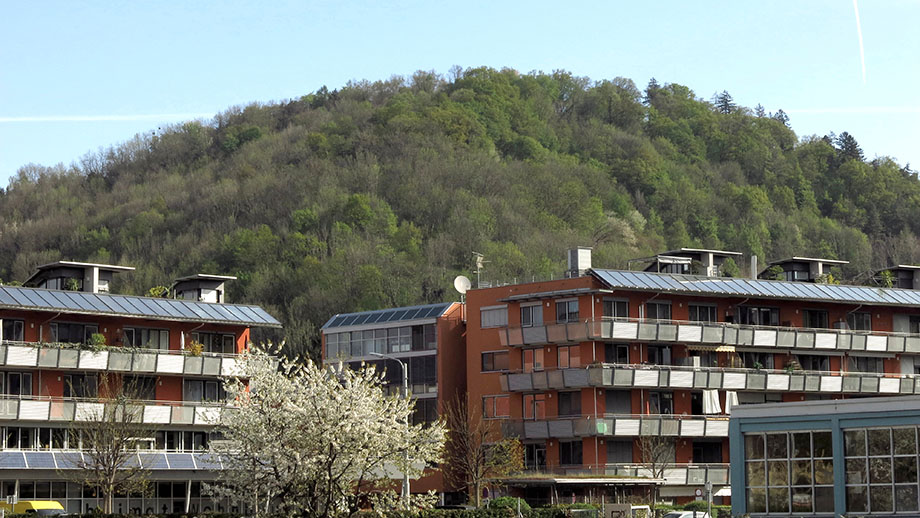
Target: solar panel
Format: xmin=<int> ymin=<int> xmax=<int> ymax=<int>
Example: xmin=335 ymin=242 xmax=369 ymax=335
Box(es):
xmin=193 ymin=453 xmax=222 ymax=469
xmin=140 ymin=453 xmax=169 ymax=470
xmin=166 ymin=453 xmax=196 ymax=469
xmin=321 ymin=303 xmax=453 ymax=329
xmin=24 ymin=452 xmax=56 ymax=468
xmin=55 ymin=452 xmax=83 ymax=469
xmin=0 ymin=286 xmax=280 ymax=327
xmin=0 ymin=452 xmax=26 ymax=469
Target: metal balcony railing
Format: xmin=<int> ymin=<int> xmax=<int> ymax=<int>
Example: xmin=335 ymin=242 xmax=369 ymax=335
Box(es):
xmin=497 ymin=317 xmax=920 ymax=354
xmin=0 ymin=395 xmax=230 ymax=426
xmin=500 ymin=363 xmax=919 ymax=395
xmin=0 ymin=340 xmax=245 ymax=377
xmin=512 ymin=463 xmax=730 ymax=486
xmin=501 ymin=414 xmax=729 ymax=439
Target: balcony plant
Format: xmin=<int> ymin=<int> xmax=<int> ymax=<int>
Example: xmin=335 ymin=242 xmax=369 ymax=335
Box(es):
xmin=87 ymin=333 xmax=108 ymax=352
xmin=186 ymin=340 xmax=204 ymax=356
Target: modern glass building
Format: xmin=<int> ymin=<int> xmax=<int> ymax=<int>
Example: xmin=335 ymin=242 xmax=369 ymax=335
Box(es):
xmin=730 ymin=396 xmax=920 ymax=517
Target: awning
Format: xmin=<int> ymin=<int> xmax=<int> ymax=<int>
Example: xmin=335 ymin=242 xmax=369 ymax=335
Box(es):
xmin=686 ymin=344 xmax=736 ymax=352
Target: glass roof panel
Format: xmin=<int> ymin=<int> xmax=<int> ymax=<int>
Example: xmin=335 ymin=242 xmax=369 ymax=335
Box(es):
xmin=0 ymin=452 xmax=26 ymax=469
xmin=24 ymin=452 xmax=56 ymax=469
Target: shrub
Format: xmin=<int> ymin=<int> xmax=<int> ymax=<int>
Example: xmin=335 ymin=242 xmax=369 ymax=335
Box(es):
xmin=488 ymin=496 xmax=531 ymax=512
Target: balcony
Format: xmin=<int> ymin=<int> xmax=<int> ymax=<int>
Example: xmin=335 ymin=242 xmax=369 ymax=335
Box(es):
xmin=498 ymin=317 xmax=920 ymax=354
xmin=512 ymin=463 xmax=729 ymax=486
xmin=0 ymin=395 xmax=229 ymax=426
xmin=501 ymin=364 xmax=918 ymax=396
xmin=501 ymin=414 xmax=728 ymax=440
xmin=0 ymin=341 xmax=243 ymax=377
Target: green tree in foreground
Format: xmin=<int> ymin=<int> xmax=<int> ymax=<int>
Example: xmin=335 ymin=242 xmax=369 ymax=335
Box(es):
xmin=211 ymin=345 xmax=446 ymax=518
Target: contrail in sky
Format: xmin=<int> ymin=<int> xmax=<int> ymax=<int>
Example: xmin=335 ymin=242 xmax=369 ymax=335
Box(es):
xmin=853 ymin=0 xmax=867 ymax=84
xmin=0 ymin=113 xmax=211 ymax=123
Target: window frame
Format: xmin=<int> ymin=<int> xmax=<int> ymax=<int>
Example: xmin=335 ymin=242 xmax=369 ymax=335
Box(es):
xmin=481 ymin=350 xmax=510 ymax=372
xmin=555 ymin=299 xmax=579 ymax=323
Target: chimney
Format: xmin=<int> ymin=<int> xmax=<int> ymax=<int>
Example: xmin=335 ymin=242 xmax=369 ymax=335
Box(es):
xmin=750 ymin=255 xmax=758 ymax=280
xmin=566 ymin=247 xmax=593 ymax=278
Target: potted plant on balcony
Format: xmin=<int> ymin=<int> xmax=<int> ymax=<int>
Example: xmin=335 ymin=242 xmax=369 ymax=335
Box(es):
xmin=87 ymin=333 xmax=107 ymax=352
xmin=186 ymin=340 xmax=204 ymax=357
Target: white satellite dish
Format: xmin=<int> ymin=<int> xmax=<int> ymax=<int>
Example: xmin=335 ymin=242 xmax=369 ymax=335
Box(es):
xmin=454 ymin=275 xmax=472 ymax=295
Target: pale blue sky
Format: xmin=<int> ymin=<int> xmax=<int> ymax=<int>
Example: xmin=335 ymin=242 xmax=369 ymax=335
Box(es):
xmin=2 ymin=1 xmax=918 ymax=186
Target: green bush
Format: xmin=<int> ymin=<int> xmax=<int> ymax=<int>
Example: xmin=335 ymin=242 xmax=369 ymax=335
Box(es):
xmin=487 ymin=497 xmax=531 ymax=512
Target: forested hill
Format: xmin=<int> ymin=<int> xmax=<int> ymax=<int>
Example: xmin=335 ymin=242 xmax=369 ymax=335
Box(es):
xmin=1 ymin=67 xmax=918 ymax=358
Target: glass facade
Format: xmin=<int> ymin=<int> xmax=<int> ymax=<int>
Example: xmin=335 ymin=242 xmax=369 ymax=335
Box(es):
xmin=744 ymin=431 xmax=834 ymax=514
xmin=845 ymin=427 xmax=920 ymax=514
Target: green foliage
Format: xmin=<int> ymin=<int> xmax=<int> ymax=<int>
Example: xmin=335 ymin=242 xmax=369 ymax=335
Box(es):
xmin=763 ymin=265 xmax=784 ymax=281
xmin=146 ymin=285 xmax=170 ymax=298
xmin=0 ymin=67 xmax=915 ymax=359
xmin=487 ymin=497 xmax=531 ymax=511
xmin=720 ymin=257 xmax=740 ymax=277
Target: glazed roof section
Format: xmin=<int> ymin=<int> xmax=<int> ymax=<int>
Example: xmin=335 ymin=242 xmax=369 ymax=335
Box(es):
xmin=322 ymin=302 xmax=454 ymax=330
xmin=0 ymin=285 xmax=281 ymax=328
xmin=590 ymin=269 xmax=920 ymax=307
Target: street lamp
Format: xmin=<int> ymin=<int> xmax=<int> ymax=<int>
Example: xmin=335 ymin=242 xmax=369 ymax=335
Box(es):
xmin=370 ymin=352 xmax=410 ymax=508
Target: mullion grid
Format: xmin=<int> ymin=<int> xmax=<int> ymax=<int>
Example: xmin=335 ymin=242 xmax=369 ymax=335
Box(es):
xmin=845 ymin=426 xmax=920 ymax=514
xmin=744 ymin=431 xmax=834 ymax=515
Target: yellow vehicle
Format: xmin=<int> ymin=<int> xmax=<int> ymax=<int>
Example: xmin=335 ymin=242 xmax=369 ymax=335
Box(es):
xmin=0 ymin=500 xmax=66 ymax=516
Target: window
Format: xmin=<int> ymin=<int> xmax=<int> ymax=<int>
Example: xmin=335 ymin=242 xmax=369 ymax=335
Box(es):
xmin=184 ymin=379 xmax=226 ymax=402
xmin=605 ymin=344 xmax=629 ymax=364
xmin=847 ymin=312 xmax=872 ymax=331
xmin=50 ymin=322 xmax=98 ymax=344
xmin=482 ymin=395 xmax=510 ymax=419
xmin=481 ymin=351 xmax=509 ymax=372
xmin=1 ymin=319 xmax=24 ymax=341
xmin=523 ymin=348 xmax=544 ymax=372
xmin=125 ymin=376 xmax=157 ymax=400
xmin=2 ymin=372 xmax=32 ymax=396
xmin=803 ymin=309 xmax=829 ymax=329
xmin=123 ymin=327 xmax=169 ymax=350
xmin=796 ymin=355 xmax=830 ymax=372
xmin=689 ymin=304 xmax=717 ymax=323
xmin=480 ymin=306 xmax=508 ymax=328
xmin=605 ymin=390 xmax=632 ymax=414
xmin=745 ymin=431 xmax=834 ymax=514
xmin=848 ymin=356 xmax=883 ymax=374
xmin=409 ymin=355 xmax=437 ymax=393
xmin=741 ymin=352 xmax=774 ymax=370
xmin=40 ymin=277 xmax=83 ymax=291
xmin=559 ymin=440 xmax=583 ymax=465
xmin=649 ymin=392 xmax=673 ymax=414
xmin=411 ymin=399 xmax=438 ymax=425
xmin=411 ymin=324 xmax=437 ymax=351
xmin=603 ymin=299 xmax=629 ymax=319
xmin=844 ymin=427 xmax=920 ymax=514
xmin=555 ymin=300 xmax=579 ymax=323
xmin=557 ymin=392 xmax=581 ymax=416
xmin=523 ymin=394 xmax=546 ymax=420
xmin=911 ymin=316 xmax=920 ymax=335
xmin=646 ymin=302 xmax=671 ymax=321
xmin=525 ymin=443 xmax=546 ymax=470
xmin=693 ymin=440 xmax=723 ymax=463
xmin=63 ymin=374 xmax=97 ymax=398
xmin=521 ymin=304 xmax=542 ymax=328
xmin=557 ymin=345 xmax=581 ymax=369
xmin=737 ymin=306 xmax=780 ymax=326
xmin=647 ymin=345 xmax=672 ymax=366
xmin=607 ymin=440 xmax=633 ymax=464
xmin=191 ymin=332 xmax=236 ymax=354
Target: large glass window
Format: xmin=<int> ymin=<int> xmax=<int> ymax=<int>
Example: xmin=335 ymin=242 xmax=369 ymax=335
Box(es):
xmin=555 ymin=300 xmax=579 ymax=323
xmin=191 ymin=332 xmax=235 ymax=354
xmin=523 ymin=348 xmax=544 ymax=372
xmin=559 ymin=440 xmax=583 ymax=465
xmin=647 ymin=345 xmax=672 ymax=366
xmin=845 ymin=427 xmax=920 ymax=514
xmin=603 ymin=299 xmax=628 ymax=319
xmin=481 ymin=351 xmax=509 ymax=372
xmin=50 ymin=322 xmax=98 ymax=344
xmin=738 ymin=306 xmax=780 ymax=326
xmin=848 ymin=356 xmax=883 ymax=374
xmin=480 ymin=307 xmax=508 ymax=328
xmin=847 ymin=312 xmax=872 ymax=331
xmin=523 ymin=394 xmax=546 ymax=420
xmin=63 ymin=374 xmax=97 ymax=398
xmin=525 ymin=443 xmax=546 ymax=471
xmin=649 ymin=391 xmax=673 ymax=414
xmin=607 ymin=440 xmax=633 ymax=464
xmin=744 ymin=431 xmax=834 ymax=514
xmin=183 ymin=379 xmax=225 ymax=402
xmin=605 ymin=343 xmax=629 ymax=364
xmin=803 ymin=309 xmax=829 ymax=329
xmin=796 ymin=355 xmax=831 ymax=372
xmin=557 ymin=392 xmax=581 ymax=416
xmin=646 ymin=302 xmax=671 ymax=321
xmin=689 ymin=304 xmax=718 ymax=323
xmin=2 ymin=372 xmax=33 ymax=396
xmin=2 ymin=320 xmax=24 ymax=342
xmin=521 ymin=304 xmax=542 ymax=328
xmin=123 ymin=328 xmax=169 ymax=350
xmin=482 ymin=395 xmax=510 ymax=419
xmin=557 ymin=345 xmax=581 ymax=369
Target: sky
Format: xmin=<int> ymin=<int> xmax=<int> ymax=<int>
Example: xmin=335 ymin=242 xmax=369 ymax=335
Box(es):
xmin=1 ymin=0 xmax=919 ymax=186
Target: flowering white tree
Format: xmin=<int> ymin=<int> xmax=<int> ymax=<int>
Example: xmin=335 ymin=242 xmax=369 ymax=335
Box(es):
xmin=211 ymin=344 xmax=446 ymax=518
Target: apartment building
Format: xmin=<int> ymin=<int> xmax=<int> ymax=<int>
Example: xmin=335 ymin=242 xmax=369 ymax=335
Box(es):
xmin=320 ymin=302 xmax=466 ymax=496
xmin=465 ymin=249 xmax=920 ymax=506
xmin=0 ymin=262 xmax=281 ymax=514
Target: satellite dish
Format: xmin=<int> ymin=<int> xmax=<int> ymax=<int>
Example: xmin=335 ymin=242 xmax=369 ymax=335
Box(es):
xmin=454 ymin=275 xmax=472 ymax=294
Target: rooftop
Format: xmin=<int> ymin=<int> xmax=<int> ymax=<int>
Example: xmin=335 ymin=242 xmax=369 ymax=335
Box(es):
xmin=768 ymin=256 xmax=850 ymax=265
xmin=322 ymin=302 xmax=456 ymax=331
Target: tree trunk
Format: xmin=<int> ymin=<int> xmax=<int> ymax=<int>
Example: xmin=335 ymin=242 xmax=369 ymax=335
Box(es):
xmin=474 ymin=481 xmax=481 ymax=507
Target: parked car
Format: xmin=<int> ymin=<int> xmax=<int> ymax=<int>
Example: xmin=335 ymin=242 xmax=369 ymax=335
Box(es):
xmin=0 ymin=500 xmax=66 ymax=516
xmin=661 ymin=511 xmax=711 ymax=518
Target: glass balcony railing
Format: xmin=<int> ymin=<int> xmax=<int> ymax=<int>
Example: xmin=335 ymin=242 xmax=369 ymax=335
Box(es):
xmin=497 ymin=317 xmax=920 ymax=354
xmin=501 ymin=413 xmax=728 ymax=440
xmin=0 ymin=395 xmax=230 ymax=426
xmin=0 ymin=340 xmax=245 ymax=377
xmin=500 ymin=363 xmax=917 ymax=395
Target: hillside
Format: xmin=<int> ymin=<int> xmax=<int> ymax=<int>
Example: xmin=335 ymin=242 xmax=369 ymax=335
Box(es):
xmin=1 ymin=67 xmax=917 ymax=358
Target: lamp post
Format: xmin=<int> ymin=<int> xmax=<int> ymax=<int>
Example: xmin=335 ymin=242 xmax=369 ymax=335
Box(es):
xmin=370 ymin=352 xmax=410 ymax=509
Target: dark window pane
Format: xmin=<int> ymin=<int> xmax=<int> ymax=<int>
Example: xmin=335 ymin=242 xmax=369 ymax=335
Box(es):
xmin=847 ymin=486 xmax=868 ymax=513
xmin=896 ymin=484 xmax=919 ymax=512
xmin=767 ymin=433 xmax=787 ymax=459
xmin=868 ymin=428 xmax=891 ymax=456
xmin=745 ymin=434 xmax=765 ymax=459
xmin=870 ymin=485 xmax=893 ymax=512
xmin=846 ymin=429 xmax=866 ymax=456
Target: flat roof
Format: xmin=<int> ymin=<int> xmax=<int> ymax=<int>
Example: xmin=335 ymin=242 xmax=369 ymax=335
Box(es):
xmin=768 ymin=256 xmax=850 ymax=265
xmin=661 ymin=248 xmax=743 ymax=256
xmin=500 ymin=287 xmax=608 ymax=302
xmin=33 ymin=261 xmax=136 ymax=272
xmin=589 ymin=268 xmax=920 ymax=307
xmin=0 ymin=285 xmax=281 ymax=328
xmin=731 ymin=395 xmax=920 ymax=420
xmin=173 ymin=274 xmax=238 ymax=282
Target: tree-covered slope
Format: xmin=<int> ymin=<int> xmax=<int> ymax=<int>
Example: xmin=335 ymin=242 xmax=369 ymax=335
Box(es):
xmin=2 ymin=67 xmax=917 ymax=357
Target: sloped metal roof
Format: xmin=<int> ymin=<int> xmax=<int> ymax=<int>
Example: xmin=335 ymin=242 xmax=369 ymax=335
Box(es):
xmin=0 ymin=285 xmax=281 ymax=328
xmin=322 ymin=302 xmax=454 ymax=330
xmin=591 ymin=269 xmax=920 ymax=306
